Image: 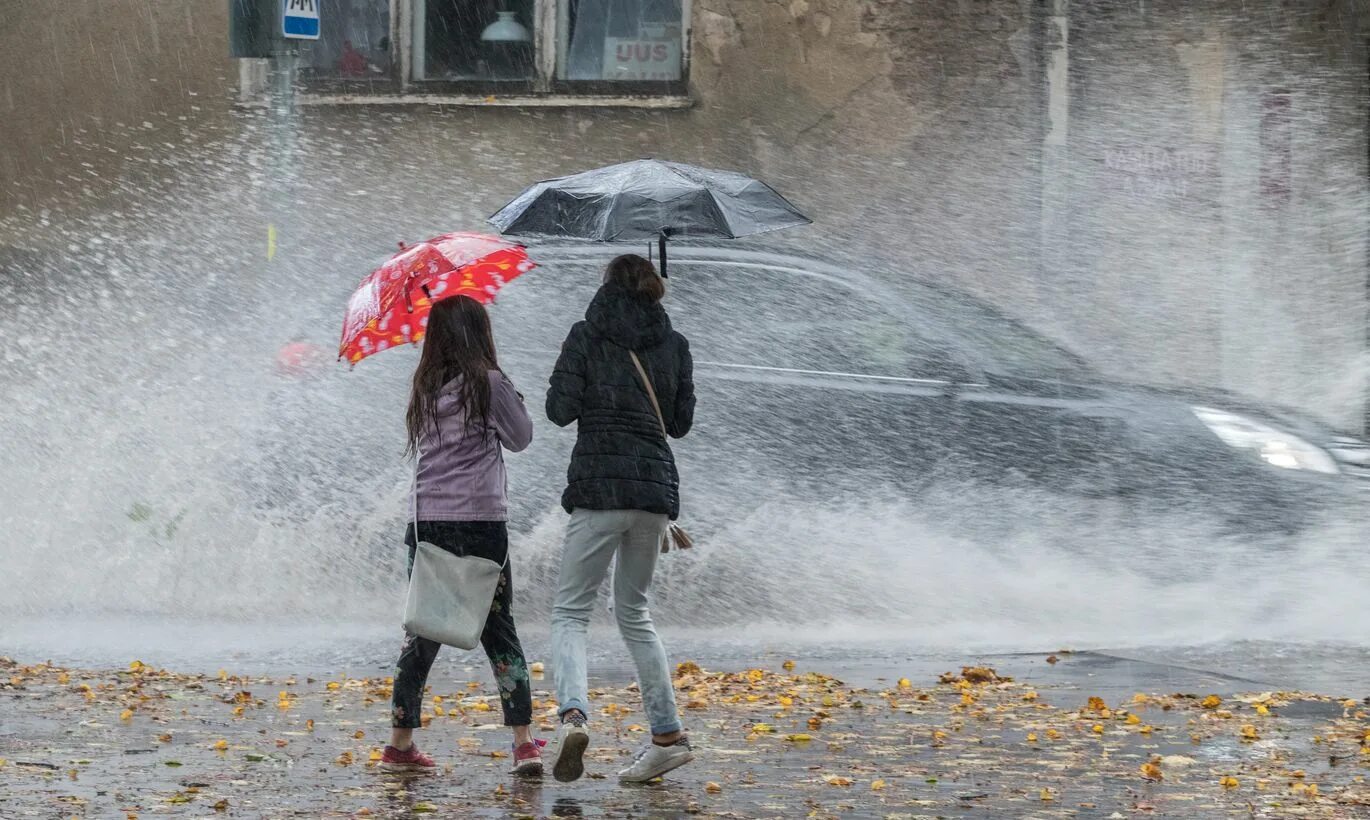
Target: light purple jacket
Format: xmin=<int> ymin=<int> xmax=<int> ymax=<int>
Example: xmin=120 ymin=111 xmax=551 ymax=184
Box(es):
xmin=414 ymin=370 xmax=533 ymax=522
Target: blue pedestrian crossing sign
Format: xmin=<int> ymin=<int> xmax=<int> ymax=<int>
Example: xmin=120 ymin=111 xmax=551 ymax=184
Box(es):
xmin=282 ymin=0 xmax=320 ymax=40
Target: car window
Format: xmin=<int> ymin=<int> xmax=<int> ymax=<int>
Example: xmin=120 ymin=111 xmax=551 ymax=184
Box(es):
xmin=902 ymin=282 xmax=1090 ymax=378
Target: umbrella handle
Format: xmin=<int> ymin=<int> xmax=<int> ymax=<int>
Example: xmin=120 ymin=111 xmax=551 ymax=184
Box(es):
xmin=658 ymin=232 xmax=668 ymax=278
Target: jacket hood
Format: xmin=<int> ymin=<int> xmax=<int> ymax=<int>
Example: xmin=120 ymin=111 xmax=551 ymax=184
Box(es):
xmin=585 ymin=281 xmax=671 ymax=349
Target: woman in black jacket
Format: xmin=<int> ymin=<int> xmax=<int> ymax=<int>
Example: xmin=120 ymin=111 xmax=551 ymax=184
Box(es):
xmin=544 ymin=254 xmax=696 ymax=784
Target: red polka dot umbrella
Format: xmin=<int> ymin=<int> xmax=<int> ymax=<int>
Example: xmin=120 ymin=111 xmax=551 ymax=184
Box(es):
xmin=339 ymin=232 xmax=535 ymax=366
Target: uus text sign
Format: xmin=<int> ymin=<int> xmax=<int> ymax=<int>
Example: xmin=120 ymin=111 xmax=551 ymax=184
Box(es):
xmin=602 ymin=38 xmax=682 ymax=81
xmin=283 ymin=0 xmax=320 ymax=40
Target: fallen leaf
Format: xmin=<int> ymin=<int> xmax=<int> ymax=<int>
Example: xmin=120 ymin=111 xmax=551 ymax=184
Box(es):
xmin=782 ymin=660 xmax=796 ymax=671
xmin=1240 ymin=724 xmax=1259 ymax=741
xmin=1092 ymin=724 xmax=1105 ymax=734
xmin=336 ymin=751 xmax=354 ymax=765
xmin=897 ymin=678 xmax=912 ymax=689
xmin=530 ymin=662 xmax=545 ymax=674
xmin=213 ymin=798 xmax=229 ymax=811
xmin=129 ymin=660 xmax=144 ymax=672
xmin=326 ymin=682 xmax=341 ymax=691
xmin=752 ymin=723 xmax=775 ymax=733
xmin=1140 ymin=762 xmax=1163 ymax=781
xmin=354 ymin=730 xmax=365 ymax=740
xmin=158 ymin=733 xmax=173 ymax=743
xmin=1046 ymin=655 xmax=1059 ymax=665
xmin=212 ymin=739 xmax=228 ymax=751
xmin=120 ymin=709 xmax=134 ymax=721
xmin=825 ymin=775 xmax=853 ymax=787
xmin=705 ymin=781 xmax=723 ymax=793
xmin=413 ymin=803 xmax=437 ymax=814
xmin=1220 ymin=776 xmax=1239 ymax=788
xmin=871 ymin=779 xmax=887 ymax=791
xmin=369 ymin=749 xmax=382 ymax=762
xmin=1040 ymin=787 xmax=1055 ymax=801
xmin=778 ymin=696 xmax=794 ymax=707
xmin=785 ymin=733 xmax=813 ymax=743
xmin=306 ymin=719 xmax=315 ymax=731
xmin=1201 ymin=695 xmax=1222 ymax=709
xmin=1026 ymin=733 xmax=1038 ymax=742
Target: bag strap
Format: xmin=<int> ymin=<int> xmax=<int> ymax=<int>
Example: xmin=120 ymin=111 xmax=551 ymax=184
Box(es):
xmin=628 ymin=350 xmax=668 ymax=440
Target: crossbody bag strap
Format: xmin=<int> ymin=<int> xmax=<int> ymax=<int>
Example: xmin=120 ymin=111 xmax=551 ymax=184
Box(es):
xmin=628 ymin=350 xmax=668 ymax=440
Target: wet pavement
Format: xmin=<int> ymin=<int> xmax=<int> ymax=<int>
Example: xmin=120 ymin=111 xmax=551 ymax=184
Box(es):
xmin=4 ymin=640 xmax=1370 ymax=818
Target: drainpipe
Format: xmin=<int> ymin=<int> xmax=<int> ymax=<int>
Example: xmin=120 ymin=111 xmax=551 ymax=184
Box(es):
xmin=1040 ymin=1 xmax=1070 ymax=321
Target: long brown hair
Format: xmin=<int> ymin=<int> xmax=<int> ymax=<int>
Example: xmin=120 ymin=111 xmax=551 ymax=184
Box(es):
xmin=405 ymin=295 xmax=499 ymax=457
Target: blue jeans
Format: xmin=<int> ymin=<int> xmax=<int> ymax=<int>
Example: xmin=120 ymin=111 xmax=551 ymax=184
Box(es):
xmin=551 ymin=509 xmax=682 ymax=736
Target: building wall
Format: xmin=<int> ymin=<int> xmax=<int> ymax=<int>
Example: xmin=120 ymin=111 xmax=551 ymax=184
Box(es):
xmin=1 ymin=0 xmax=1365 ymax=430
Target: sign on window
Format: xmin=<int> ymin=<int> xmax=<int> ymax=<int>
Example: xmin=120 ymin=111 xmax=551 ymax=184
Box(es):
xmin=601 ymin=37 xmax=682 ymax=81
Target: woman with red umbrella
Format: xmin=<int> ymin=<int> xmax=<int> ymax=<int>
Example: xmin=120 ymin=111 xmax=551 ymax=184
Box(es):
xmin=340 ymin=233 xmax=543 ymax=775
xmin=379 ymin=294 xmax=544 ymax=774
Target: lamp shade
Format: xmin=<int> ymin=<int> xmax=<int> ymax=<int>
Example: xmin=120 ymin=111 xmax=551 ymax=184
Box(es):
xmin=481 ymin=11 xmax=531 ymax=43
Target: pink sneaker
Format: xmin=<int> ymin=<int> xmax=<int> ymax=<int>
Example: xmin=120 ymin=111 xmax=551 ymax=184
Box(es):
xmin=512 ymin=738 xmax=547 ymax=776
xmin=380 ymin=744 xmax=437 ymax=773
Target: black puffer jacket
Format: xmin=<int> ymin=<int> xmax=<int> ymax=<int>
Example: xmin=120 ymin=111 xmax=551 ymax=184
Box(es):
xmin=546 ymin=281 xmax=695 ymax=519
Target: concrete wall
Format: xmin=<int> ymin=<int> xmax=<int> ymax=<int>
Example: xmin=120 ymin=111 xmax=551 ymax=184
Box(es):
xmin=1 ymin=0 xmax=1365 ymax=430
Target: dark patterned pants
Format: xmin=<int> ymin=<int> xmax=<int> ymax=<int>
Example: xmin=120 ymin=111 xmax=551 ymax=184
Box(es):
xmin=391 ymin=521 xmax=533 ymax=728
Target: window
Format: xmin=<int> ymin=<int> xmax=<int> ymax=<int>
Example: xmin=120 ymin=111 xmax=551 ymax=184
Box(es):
xmin=411 ymin=0 xmax=537 ymax=88
xmin=560 ymin=0 xmax=685 ymax=87
xmin=264 ymin=0 xmax=689 ymax=102
xmin=297 ymin=0 xmax=393 ymax=87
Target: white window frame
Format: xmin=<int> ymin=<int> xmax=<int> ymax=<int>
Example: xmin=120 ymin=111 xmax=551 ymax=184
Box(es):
xmin=250 ymin=0 xmax=692 ymax=107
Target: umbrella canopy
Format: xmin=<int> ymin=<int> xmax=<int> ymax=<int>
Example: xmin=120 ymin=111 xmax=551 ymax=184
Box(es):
xmin=339 ymin=232 xmax=534 ymax=366
xmin=488 ymin=159 xmax=810 ymax=275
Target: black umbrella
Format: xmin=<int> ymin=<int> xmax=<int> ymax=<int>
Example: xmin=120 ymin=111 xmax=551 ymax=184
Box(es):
xmin=487 ymin=159 xmax=810 ymax=276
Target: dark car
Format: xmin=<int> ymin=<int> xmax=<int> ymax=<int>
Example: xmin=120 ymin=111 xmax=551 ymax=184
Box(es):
xmin=491 ymin=245 xmax=1369 ymax=544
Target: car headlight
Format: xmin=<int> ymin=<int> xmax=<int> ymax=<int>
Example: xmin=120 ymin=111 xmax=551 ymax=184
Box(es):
xmin=1192 ymin=407 xmax=1339 ymax=474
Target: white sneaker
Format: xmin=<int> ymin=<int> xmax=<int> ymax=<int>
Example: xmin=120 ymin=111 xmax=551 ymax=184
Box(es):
xmin=549 ymin=713 xmax=590 ymax=783
xmin=618 ymin=737 xmax=694 ymax=783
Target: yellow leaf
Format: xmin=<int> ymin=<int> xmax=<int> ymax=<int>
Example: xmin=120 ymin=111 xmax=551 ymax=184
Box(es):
xmin=1026 ymin=733 xmax=1038 ymax=742
xmin=825 ymin=775 xmax=853 ymax=787
xmin=212 ymin=739 xmax=228 ymax=751
xmin=778 ymin=696 xmax=794 ymax=707
xmin=1255 ymin=704 xmax=1270 ymax=716
xmin=1240 ymin=724 xmax=1259 ymax=741
xmin=218 ymin=669 xmax=228 ymax=680
xmin=434 ymin=705 xmax=445 ymax=717
xmin=782 ymin=660 xmax=796 ymax=671
xmin=489 ymin=750 xmax=509 ymax=759
xmin=306 ymin=719 xmax=315 ymax=731
xmin=1140 ymin=762 xmax=1163 ymax=781
xmin=871 ymin=778 xmax=887 ymax=791
xmin=705 ymin=781 xmax=723 ymax=793
xmin=785 ymin=733 xmax=813 ymax=743
xmin=685 ymin=699 xmax=708 ymax=709
xmin=1133 ymin=693 xmax=1149 ymax=703
xmin=530 ymin=661 xmax=546 ymax=674
xmin=354 ymin=730 xmax=365 ymax=740
xmin=232 ymin=706 xmax=244 ymax=718
xmin=213 ymin=798 xmax=229 ymax=811
xmin=1022 ymin=690 xmax=1038 ymax=701
xmin=158 ymin=733 xmax=173 ymax=743
xmin=1039 ymin=787 xmax=1055 ymax=801
xmin=336 ymin=751 xmax=354 ymax=765
xmin=129 ymin=660 xmax=144 ymax=672
xmin=326 ymin=682 xmax=341 ymax=691
xmin=120 ymin=709 xmax=134 ymax=721
xmin=1201 ymin=695 xmax=1222 ymax=709
xmin=58 ymin=672 xmax=70 ymax=685
xmin=1307 ymin=784 xmax=1319 ymax=797
xmin=468 ymin=681 xmax=480 ymax=690
xmin=1046 ymin=728 xmax=1062 ymax=740
xmin=960 ymin=692 xmax=976 ymax=706
xmin=1126 ymin=713 xmax=1141 ymax=725
xmin=1139 ymin=725 xmax=1154 ymax=735
xmin=822 ymin=695 xmax=837 ymax=707
xmin=808 ymin=716 xmax=823 ymax=730
xmin=752 ymin=723 xmax=775 ymax=733
xmin=897 ymin=678 xmax=912 ymax=689
xmin=1087 ymin=696 xmax=1107 ymax=713
xmin=1220 ymin=776 xmax=1240 ymax=788
xmin=474 ymin=702 xmax=492 ymax=712
xmin=369 ymin=749 xmax=383 ymax=762
xmin=1092 ymin=724 xmax=1104 ymax=735
xmin=932 ymin=730 xmax=948 ymax=742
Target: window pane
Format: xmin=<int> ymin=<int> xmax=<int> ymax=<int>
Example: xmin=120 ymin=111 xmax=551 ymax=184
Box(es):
xmin=414 ymin=0 xmax=535 ymax=82
xmin=562 ymin=0 xmax=683 ymax=81
xmin=298 ymin=0 xmax=391 ymax=81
